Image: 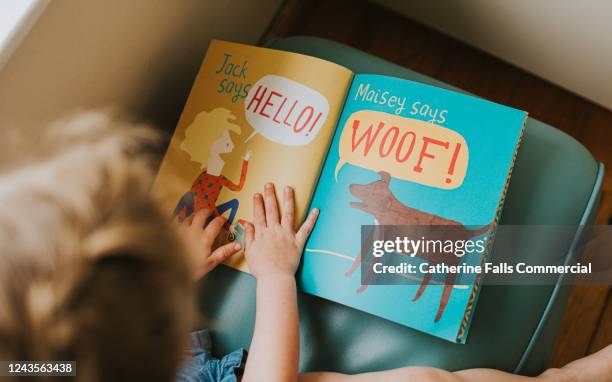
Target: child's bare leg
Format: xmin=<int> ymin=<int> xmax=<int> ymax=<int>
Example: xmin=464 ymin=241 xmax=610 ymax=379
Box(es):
xmin=538 ymin=343 xmax=612 ymax=382
xmin=299 ymin=344 xmax=612 ymax=382
xmin=300 ymin=368 xmax=463 ymax=382
xmin=301 ymin=367 xmax=534 ymax=382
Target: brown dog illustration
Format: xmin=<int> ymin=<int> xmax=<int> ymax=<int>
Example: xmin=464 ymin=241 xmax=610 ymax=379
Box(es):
xmin=346 ymin=171 xmax=491 ymax=322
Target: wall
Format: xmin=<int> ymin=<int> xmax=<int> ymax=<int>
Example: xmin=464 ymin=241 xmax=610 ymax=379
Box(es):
xmin=375 ymin=0 xmax=612 ymax=110
xmin=0 ymin=0 xmax=49 ymax=69
xmin=0 ymin=0 xmax=281 ymax=132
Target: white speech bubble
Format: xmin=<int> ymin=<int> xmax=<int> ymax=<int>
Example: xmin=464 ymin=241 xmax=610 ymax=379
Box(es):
xmin=244 ymin=75 xmax=329 ymax=146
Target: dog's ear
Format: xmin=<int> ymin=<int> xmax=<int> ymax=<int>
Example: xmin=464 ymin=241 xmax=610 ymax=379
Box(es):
xmin=378 ymin=171 xmax=391 ymax=184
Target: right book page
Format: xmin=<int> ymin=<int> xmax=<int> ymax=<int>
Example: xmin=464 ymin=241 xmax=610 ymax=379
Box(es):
xmin=299 ymin=74 xmax=527 ymax=343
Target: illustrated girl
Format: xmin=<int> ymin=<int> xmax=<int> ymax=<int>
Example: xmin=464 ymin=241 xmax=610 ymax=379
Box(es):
xmin=173 ymin=108 xmax=251 ymax=225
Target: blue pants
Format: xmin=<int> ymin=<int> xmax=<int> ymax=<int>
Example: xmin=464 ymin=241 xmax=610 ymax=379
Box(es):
xmin=173 ymin=192 xmax=196 ymax=222
xmin=176 ymin=330 xmax=246 ymax=382
xmin=216 ymin=199 xmax=239 ymax=225
xmin=173 ymin=192 xmax=239 ymax=226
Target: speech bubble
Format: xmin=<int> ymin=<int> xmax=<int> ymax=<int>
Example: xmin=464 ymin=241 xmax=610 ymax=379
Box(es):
xmin=335 ymin=110 xmax=469 ymax=189
xmin=244 ymin=75 xmax=329 ymax=146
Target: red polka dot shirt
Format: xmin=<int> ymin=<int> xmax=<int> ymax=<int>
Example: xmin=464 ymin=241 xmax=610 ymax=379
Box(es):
xmin=189 ymin=160 xmax=248 ymax=215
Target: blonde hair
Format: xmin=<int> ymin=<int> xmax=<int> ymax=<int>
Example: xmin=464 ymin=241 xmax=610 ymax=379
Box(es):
xmin=0 ymin=111 xmax=195 ymax=381
xmin=180 ymin=108 xmax=241 ymax=167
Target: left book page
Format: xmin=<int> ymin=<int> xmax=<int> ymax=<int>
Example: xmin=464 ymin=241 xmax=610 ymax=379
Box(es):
xmin=153 ymin=40 xmax=353 ymax=272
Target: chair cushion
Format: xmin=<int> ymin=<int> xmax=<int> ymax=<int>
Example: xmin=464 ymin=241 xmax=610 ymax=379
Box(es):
xmin=197 ymin=36 xmax=601 ymax=375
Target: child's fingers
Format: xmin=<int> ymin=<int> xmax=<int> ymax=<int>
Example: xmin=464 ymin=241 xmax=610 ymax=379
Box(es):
xmin=245 ymin=223 xmax=255 ymax=248
xmin=183 ymin=213 xmax=195 ymax=226
xmin=253 ymin=193 xmax=266 ymax=229
xmin=192 ymin=209 xmax=212 ymax=229
xmin=210 ymin=242 xmax=241 ymax=265
xmin=203 ymin=216 xmax=226 ymax=246
xmin=281 ymin=186 xmax=295 ymax=231
xmin=263 ymin=183 xmax=280 ymax=226
xmin=296 ymin=208 xmax=319 ymax=247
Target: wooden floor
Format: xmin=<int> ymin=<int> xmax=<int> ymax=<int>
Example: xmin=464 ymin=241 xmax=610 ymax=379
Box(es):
xmin=262 ymin=0 xmax=612 ymax=368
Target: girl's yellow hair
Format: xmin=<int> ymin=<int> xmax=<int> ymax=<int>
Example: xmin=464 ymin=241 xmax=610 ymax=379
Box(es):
xmin=180 ymin=108 xmax=241 ymax=167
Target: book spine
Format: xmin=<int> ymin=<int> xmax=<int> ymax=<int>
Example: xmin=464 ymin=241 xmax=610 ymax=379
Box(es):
xmin=456 ymin=114 xmax=528 ymax=342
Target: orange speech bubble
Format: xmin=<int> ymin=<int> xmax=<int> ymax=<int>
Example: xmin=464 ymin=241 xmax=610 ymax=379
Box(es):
xmin=335 ymin=110 xmax=469 ymax=189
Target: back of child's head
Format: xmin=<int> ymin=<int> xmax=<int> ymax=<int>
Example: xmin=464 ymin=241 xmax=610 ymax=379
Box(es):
xmin=0 ymin=112 xmax=194 ymax=381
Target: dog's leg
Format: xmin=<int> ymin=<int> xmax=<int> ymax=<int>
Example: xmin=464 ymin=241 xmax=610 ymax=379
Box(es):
xmin=356 ymin=269 xmax=369 ymax=294
xmin=435 ymin=273 xmax=457 ymax=322
xmin=346 ymin=251 xmax=362 ymax=277
xmin=412 ymin=270 xmax=432 ymax=301
xmin=356 ymin=254 xmax=383 ymax=294
xmin=356 ymin=284 xmax=368 ymax=294
xmin=346 ymin=227 xmax=374 ymax=277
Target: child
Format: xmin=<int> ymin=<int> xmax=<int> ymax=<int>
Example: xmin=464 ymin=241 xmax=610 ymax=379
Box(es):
xmin=0 ymin=112 xmax=195 ymax=381
xmin=0 ymin=112 xmax=609 ymax=382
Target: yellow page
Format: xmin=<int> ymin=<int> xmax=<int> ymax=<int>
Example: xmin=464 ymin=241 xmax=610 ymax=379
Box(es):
xmin=153 ymin=40 xmax=353 ymax=271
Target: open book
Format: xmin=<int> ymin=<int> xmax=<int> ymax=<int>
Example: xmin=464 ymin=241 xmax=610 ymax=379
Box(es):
xmin=153 ymin=40 xmax=527 ymax=343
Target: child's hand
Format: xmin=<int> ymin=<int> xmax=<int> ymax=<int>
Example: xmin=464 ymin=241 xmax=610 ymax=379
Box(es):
xmin=245 ymin=183 xmax=318 ymax=280
xmin=176 ymin=209 xmax=241 ymax=281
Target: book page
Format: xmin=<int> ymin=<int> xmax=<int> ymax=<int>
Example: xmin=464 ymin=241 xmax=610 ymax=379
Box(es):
xmin=302 ymin=74 xmax=526 ymax=342
xmin=153 ymin=40 xmax=353 ymax=272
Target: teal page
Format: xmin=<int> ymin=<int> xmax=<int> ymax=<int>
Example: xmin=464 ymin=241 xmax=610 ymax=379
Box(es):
xmin=298 ymin=74 xmax=526 ymax=343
